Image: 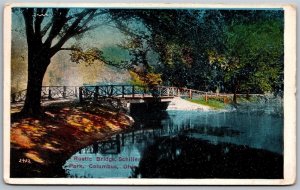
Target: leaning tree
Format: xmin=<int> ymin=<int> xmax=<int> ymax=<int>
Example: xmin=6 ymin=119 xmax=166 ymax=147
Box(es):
xmin=19 ymin=8 xmax=108 ymax=115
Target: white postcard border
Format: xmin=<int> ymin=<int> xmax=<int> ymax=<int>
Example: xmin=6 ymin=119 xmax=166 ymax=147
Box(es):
xmin=3 ymin=3 xmax=296 ymax=185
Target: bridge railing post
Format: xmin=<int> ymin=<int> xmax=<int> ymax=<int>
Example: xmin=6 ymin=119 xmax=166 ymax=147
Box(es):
xmin=63 ymin=86 xmax=66 ymax=98
xmin=94 ymin=86 xmax=99 ymax=101
xmin=132 ymin=86 xmax=135 ymax=98
xmin=159 ymin=87 xmax=162 ymax=97
xmin=143 ymin=87 xmax=146 ymax=98
xmin=189 ymin=89 xmax=193 ymax=99
xmin=79 ymin=87 xmax=83 ymax=103
xmin=75 ymin=87 xmax=78 ymax=98
xmin=110 ymin=85 xmax=113 ymax=96
xmin=205 ymin=93 xmax=208 ymax=102
xmin=48 ymin=89 xmax=52 ymax=100
xmin=122 ymin=85 xmax=125 ymax=98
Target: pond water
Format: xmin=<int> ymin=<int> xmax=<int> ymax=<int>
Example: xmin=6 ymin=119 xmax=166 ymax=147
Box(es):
xmin=63 ymin=99 xmax=283 ymax=178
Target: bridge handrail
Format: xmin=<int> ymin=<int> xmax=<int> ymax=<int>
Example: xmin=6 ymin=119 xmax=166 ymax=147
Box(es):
xmin=11 ymin=85 xmax=265 ymax=104
xmin=80 ymin=86 xmax=128 ymax=110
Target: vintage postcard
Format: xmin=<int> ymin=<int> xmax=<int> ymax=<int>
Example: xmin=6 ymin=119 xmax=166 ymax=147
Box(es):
xmin=3 ymin=3 xmax=296 ymax=185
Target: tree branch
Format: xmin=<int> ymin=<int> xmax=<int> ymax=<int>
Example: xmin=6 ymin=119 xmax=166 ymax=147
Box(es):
xmin=40 ymin=21 xmax=52 ymax=37
xmin=59 ymin=47 xmax=80 ymax=51
xmin=22 ymin=8 xmax=35 ymax=46
xmin=34 ymin=8 xmax=47 ymax=41
xmin=43 ymin=8 xmax=69 ymax=48
xmin=49 ymin=34 xmax=73 ymax=57
xmin=49 ymin=9 xmax=107 ymax=57
xmin=75 ymin=10 xmax=97 ymax=31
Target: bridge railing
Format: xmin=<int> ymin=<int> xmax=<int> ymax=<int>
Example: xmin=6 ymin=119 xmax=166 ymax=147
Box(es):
xmin=42 ymin=86 xmax=79 ymax=100
xmin=11 ymin=86 xmax=79 ymax=103
xmin=79 ymin=86 xmax=129 ymax=110
xmin=11 ymin=85 xmax=264 ymax=104
xmin=11 ymin=89 xmax=27 ymax=103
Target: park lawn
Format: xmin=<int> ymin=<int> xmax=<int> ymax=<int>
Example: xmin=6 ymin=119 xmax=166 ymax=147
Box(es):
xmin=187 ymin=98 xmax=227 ymax=109
xmin=10 ymin=102 xmax=133 ymax=177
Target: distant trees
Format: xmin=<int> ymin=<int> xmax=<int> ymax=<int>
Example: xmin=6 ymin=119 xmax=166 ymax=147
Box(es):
xmin=109 ymin=9 xmax=223 ymax=89
xmin=111 ymin=9 xmax=284 ymax=103
xmin=209 ymin=14 xmax=284 ymax=103
xmin=117 ymin=34 xmax=162 ymax=88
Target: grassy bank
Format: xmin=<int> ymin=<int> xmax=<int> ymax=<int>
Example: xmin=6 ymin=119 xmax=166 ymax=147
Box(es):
xmin=10 ymin=101 xmax=133 ymax=177
xmin=187 ymin=95 xmax=268 ymax=110
xmin=187 ymin=97 xmax=226 ymax=109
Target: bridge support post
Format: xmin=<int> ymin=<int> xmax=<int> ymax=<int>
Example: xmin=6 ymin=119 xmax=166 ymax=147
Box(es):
xmin=177 ymin=88 xmax=180 ymax=97
xmin=159 ymin=87 xmax=162 ymax=96
xmin=143 ymin=87 xmax=146 ymax=98
xmin=94 ymin=86 xmax=99 ymax=101
xmin=122 ymin=85 xmax=125 ymax=98
xmin=110 ymin=85 xmax=113 ymax=96
xmin=75 ymin=87 xmax=78 ymax=98
xmin=189 ymin=89 xmax=193 ymax=99
xmin=79 ymin=87 xmax=83 ymax=103
xmin=132 ymin=86 xmax=135 ymax=98
xmin=93 ymin=143 xmax=98 ymax=154
xmin=48 ymin=89 xmax=52 ymax=100
xmin=63 ymin=86 xmax=66 ymax=98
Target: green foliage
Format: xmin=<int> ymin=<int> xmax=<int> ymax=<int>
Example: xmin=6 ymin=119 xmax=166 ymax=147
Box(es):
xmin=129 ymin=70 xmax=162 ymax=88
xmin=110 ymin=9 xmax=284 ymax=95
xmin=210 ymin=19 xmax=283 ymax=94
xmin=70 ymin=45 xmax=106 ymax=66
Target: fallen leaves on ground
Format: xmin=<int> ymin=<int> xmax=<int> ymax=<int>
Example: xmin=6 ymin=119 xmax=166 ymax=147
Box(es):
xmin=10 ymin=103 xmax=133 ymax=165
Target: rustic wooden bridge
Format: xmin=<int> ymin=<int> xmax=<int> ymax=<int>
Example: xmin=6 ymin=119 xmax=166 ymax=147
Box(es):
xmin=11 ymin=85 xmax=235 ymax=104
xmin=11 ymin=84 xmax=265 ymax=112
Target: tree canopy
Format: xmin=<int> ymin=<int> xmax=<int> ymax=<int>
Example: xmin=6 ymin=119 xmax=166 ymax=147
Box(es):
xmin=13 ymin=8 xmax=284 ymax=115
xmin=108 ymin=9 xmax=284 ymax=100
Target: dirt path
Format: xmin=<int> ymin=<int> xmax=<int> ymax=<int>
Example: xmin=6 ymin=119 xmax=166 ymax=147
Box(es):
xmin=167 ymin=97 xmax=212 ymax=111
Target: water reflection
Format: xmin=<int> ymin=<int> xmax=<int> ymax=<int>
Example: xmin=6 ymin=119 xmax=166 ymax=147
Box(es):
xmin=63 ymin=129 xmax=158 ymax=178
xmin=165 ymin=110 xmax=283 ymax=154
xmin=132 ymin=135 xmax=283 ymax=178
xmin=63 ymin=102 xmax=283 ymax=178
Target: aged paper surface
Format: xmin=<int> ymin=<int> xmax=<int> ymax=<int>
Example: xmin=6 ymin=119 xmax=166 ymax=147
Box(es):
xmin=3 ymin=3 xmax=296 ymax=185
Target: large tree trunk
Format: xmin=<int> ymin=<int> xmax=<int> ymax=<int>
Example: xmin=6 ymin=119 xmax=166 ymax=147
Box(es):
xmin=21 ymin=56 xmax=50 ymax=116
xmin=19 ymin=8 xmax=98 ymax=116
